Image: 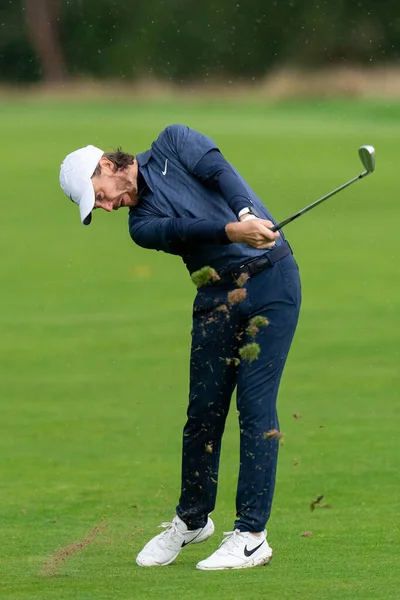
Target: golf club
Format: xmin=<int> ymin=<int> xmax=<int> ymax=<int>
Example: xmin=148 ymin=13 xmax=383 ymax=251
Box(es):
xmin=270 ymin=145 xmax=375 ymax=232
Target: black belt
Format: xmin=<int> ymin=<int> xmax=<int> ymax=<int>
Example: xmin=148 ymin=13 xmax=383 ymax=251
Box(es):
xmin=216 ymin=241 xmax=292 ymax=285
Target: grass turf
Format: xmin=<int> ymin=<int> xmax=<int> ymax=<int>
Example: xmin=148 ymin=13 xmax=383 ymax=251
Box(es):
xmin=0 ymin=97 xmax=399 ymax=599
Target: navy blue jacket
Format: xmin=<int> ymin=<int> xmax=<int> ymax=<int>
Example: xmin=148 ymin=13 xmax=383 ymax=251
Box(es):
xmin=129 ymin=125 xmax=283 ymax=273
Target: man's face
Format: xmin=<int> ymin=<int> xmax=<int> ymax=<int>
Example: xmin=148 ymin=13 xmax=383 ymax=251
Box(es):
xmin=91 ymin=157 xmax=139 ymax=213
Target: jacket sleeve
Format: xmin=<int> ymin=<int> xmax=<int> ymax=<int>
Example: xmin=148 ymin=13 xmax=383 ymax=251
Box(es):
xmin=193 ymin=149 xmax=255 ymax=217
xmin=129 ymin=212 xmax=231 ymax=255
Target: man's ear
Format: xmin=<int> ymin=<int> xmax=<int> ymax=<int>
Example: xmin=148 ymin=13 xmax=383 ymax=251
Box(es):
xmin=98 ymin=157 xmax=115 ymax=174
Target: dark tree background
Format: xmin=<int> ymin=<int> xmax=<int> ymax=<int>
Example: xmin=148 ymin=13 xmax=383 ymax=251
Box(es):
xmin=24 ymin=0 xmax=66 ymax=81
xmin=0 ymin=0 xmax=399 ymax=83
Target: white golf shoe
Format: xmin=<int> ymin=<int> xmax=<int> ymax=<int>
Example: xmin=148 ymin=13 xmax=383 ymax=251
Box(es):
xmin=136 ymin=515 xmax=215 ymax=567
xmin=196 ymin=529 xmax=273 ymax=570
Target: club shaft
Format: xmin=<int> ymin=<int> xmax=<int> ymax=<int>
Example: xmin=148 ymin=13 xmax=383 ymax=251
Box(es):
xmin=270 ymin=170 xmax=369 ymax=232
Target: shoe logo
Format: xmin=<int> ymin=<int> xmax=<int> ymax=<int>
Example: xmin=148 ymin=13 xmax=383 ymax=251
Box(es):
xmin=244 ymin=540 xmax=264 ymax=557
xmin=162 ymin=159 xmax=168 ymax=176
xmin=181 ymin=529 xmax=202 ymax=548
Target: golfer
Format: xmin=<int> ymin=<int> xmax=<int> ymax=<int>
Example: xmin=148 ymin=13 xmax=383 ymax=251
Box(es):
xmin=59 ymin=125 xmax=301 ymax=570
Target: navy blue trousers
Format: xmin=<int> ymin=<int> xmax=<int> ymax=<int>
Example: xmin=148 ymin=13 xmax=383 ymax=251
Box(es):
xmin=176 ymin=253 xmax=301 ymax=532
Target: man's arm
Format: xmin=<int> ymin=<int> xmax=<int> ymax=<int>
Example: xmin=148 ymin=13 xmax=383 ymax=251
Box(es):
xmin=129 ymin=213 xmax=278 ymax=254
xmin=193 ymin=149 xmax=256 ymax=217
xmin=130 ymin=216 xmax=230 ymax=254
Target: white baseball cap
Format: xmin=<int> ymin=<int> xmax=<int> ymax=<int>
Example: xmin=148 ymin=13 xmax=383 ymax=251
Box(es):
xmin=60 ymin=145 xmax=104 ymax=225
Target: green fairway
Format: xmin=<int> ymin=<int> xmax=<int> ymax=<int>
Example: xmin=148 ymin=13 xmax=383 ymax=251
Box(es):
xmin=0 ymin=96 xmax=399 ymax=599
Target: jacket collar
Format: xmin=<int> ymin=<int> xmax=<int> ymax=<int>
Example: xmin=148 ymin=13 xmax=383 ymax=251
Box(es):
xmin=136 ymin=149 xmax=151 ymax=166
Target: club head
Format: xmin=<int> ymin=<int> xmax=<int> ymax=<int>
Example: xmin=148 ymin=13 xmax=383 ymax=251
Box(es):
xmin=358 ymin=145 xmax=375 ymax=173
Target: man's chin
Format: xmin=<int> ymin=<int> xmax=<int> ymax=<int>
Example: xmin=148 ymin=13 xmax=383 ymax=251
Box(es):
xmin=128 ymin=196 xmax=140 ymax=207
xmin=120 ymin=196 xmax=138 ymax=208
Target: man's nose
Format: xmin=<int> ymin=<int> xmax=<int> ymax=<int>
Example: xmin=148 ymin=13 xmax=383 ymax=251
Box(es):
xmin=102 ymin=201 xmax=113 ymax=212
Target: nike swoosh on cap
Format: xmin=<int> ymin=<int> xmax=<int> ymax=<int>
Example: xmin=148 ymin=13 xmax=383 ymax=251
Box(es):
xmin=162 ymin=159 xmax=168 ymax=176
xmin=243 ymin=540 xmax=265 ymax=557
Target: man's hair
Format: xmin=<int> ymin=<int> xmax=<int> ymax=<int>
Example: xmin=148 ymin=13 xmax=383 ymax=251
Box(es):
xmin=92 ymin=148 xmax=135 ymax=176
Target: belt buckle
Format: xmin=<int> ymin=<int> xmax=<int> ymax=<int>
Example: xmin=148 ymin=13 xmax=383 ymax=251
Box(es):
xmin=249 ymin=257 xmax=269 ymax=276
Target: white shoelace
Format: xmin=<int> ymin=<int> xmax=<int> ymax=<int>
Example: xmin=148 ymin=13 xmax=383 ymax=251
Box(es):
xmin=159 ymin=521 xmax=175 ymax=530
xmin=219 ymin=529 xmax=242 ymax=551
xmin=158 ymin=521 xmax=183 ymax=550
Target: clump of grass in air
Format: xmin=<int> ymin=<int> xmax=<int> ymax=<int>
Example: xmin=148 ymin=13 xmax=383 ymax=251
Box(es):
xmin=247 ymin=315 xmax=269 ymax=337
xmin=236 ymin=273 xmax=249 ymax=287
xmin=228 ymin=288 xmax=247 ymax=305
xmin=216 ymin=304 xmax=229 ymax=314
xmin=310 ymin=494 xmax=333 ymax=511
xmin=310 ymin=495 xmax=325 ymax=511
xmin=263 ymin=429 xmax=285 ymax=445
xmin=191 ymin=266 xmax=220 ymax=287
xmin=263 ymin=429 xmax=284 ymax=441
xmin=226 ymin=357 xmax=240 ymax=367
xmin=216 ymin=304 xmax=230 ymax=321
xmin=239 ymin=342 xmax=260 ymax=362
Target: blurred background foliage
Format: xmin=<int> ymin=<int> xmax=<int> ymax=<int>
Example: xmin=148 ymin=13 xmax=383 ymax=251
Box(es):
xmin=1 ymin=0 xmax=399 ymax=84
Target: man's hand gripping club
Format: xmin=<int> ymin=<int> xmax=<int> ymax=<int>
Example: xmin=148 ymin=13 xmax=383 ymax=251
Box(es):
xmin=225 ymin=217 xmax=280 ymax=250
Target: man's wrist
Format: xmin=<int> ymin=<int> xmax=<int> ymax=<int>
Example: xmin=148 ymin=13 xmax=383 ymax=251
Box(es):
xmin=238 ymin=206 xmax=258 ymax=221
xmin=238 ymin=207 xmax=252 ymax=218
xmin=225 ymin=222 xmax=241 ymax=243
xmin=240 ymin=214 xmax=257 ymax=221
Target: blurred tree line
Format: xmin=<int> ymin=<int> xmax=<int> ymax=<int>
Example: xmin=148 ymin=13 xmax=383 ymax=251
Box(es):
xmin=0 ymin=0 xmax=399 ymax=83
